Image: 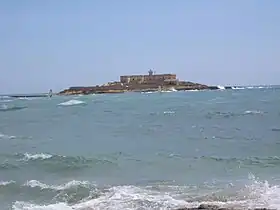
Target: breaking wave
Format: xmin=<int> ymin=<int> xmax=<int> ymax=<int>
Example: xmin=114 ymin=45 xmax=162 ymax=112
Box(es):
xmin=20 ymin=153 xmax=54 ymax=161
xmin=10 ymin=174 xmax=280 ymax=209
xmin=0 ymin=96 xmax=11 ymax=99
xmin=1 ymin=180 xmax=91 ymax=190
xmin=0 ymin=132 xmax=16 ymax=140
xmin=206 ymin=110 xmax=265 ymax=119
xmin=24 ymin=180 xmax=92 ymax=191
xmin=230 ymin=86 xmax=275 ymax=90
xmin=16 ymin=153 xmax=114 ymax=164
xmin=58 ymin=100 xmax=86 ymax=106
xmin=0 ymin=153 xmax=117 ymax=172
xmin=2 ymin=152 xmax=279 ymax=172
xmin=196 ymin=155 xmax=280 ymax=167
xmin=244 ymin=110 xmax=264 ymax=115
xmin=0 ymin=104 xmax=27 ymax=112
xmin=0 ymin=161 xmax=19 ymax=170
xmin=0 ymin=180 xmax=16 ymax=186
xmin=0 ymin=99 xmax=13 ymax=103
xmin=163 ymin=111 xmax=175 ymax=115
xmin=217 ymin=85 xmax=225 ymax=90
xmin=231 ymin=87 xmax=245 ymax=90
xmin=155 ymin=152 xmax=280 ymax=168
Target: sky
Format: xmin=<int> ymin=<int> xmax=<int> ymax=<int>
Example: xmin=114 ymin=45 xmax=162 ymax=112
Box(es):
xmin=0 ymin=0 xmax=279 ymax=94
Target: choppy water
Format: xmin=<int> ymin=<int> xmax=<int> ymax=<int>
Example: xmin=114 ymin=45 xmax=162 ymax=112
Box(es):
xmin=1 ymin=87 xmax=280 ymax=210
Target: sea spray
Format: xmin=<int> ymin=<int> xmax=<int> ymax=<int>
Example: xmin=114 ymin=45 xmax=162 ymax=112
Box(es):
xmin=58 ymin=100 xmax=86 ymax=106
xmin=11 ymin=175 xmax=280 ymax=209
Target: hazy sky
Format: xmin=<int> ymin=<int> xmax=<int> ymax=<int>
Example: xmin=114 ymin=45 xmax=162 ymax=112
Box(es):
xmin=0 ymin=0 xmax=279 ymax=94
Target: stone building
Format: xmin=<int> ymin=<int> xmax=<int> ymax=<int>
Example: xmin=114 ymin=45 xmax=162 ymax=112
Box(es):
xmin=120 ymin=70 xmax=177 ymax=85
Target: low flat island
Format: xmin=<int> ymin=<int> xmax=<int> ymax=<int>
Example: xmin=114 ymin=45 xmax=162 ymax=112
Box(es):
xmin=58 ymin=70 xmax=232 ymax=95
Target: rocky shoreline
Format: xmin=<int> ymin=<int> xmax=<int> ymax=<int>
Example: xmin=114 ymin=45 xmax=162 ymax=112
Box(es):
xmin=175 ymin=204 xmax=274 ymax=210
xmin=58 ymin=83 xmax=235 ymax=96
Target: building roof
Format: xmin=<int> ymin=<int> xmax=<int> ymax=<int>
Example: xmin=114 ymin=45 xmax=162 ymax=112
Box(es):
xmin=120 ymin=73 xmax=176 ymax=77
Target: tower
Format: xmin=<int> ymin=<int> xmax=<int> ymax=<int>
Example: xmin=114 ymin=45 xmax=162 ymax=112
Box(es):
xmin=148 ymin=69 xmax=153 ymax=76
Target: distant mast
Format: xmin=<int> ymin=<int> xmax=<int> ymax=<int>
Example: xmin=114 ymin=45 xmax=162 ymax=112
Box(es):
xmin=48 ymin=89 xmax=53 ymax=98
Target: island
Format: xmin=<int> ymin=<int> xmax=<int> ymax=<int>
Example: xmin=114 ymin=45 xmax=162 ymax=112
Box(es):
xmin=58 ymin=70 xmax=230 ymax=95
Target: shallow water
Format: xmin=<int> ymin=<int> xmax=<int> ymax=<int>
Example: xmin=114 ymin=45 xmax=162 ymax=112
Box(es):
xmin=1 ymin=87 xmax=280 ymax=209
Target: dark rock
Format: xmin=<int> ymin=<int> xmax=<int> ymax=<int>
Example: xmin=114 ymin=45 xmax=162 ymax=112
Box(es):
xmin=175 ymin=204 xmax=220 ymax=210
xmin=174 ymin=204 xmax=275 ymax=210
xmin=198 ymin=204 xmax=220 ymax=209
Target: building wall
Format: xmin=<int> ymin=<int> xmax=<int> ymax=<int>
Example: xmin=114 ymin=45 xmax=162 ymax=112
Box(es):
xmin=120 ymin=74 xmax=176 ymax=84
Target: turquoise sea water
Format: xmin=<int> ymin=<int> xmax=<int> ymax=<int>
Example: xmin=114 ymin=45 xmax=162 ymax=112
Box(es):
xmin=0 ymin=87 xmax=280 ymax=209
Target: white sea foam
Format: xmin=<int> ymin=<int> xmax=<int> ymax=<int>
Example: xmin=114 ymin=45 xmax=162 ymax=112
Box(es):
xmin=17 ymin=97 xmax=33 ymax=101
xmin=217 ymin=85 xmax=225 ymax=90
xmin=12 ymin=174 xmax=280 ymax=210
xmin=58 ymin=100 xmax=86 ymax=106
xmin=0 ymin=104 xmax=8 ymax=109
xmin=21 ymin=153 xmax=53 ymax=161
xmin=24 ymin=180 xmax=91 ymax=191
xmin=141 ymin=91 xmax=155 ymax=94
xmin=0 ymin=96 xmax=11 ymax=99
xmin=244 ymin=110 xmax=264 ymax=115
xmin=0 ymin=180 xmax=16 ymax=186
xmin=0 ymin=99 xmax=13 ymax=103
xmin=0 ymin=132 xmax=16 ymax=140
xmin=246 ymin=86 xmax=269 ymax=90
xmin=185 ymin=89 xmax=199 ymax=92
xmin=163 ymin=111 xmax=175 ymax=114
xmin=0 ymin=104 xmax=27 ymax=111
xmin=169 ymin=87 xmax=178 ymax=92
xmin=13 ymin=202 xmax=71 ymax=210
xmin=160 ymin=90 xmax=173 ymax=93
xmin=232 ymin=87 xmax=245 ymax=90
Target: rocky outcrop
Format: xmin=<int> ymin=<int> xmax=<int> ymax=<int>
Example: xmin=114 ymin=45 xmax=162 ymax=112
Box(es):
xmin=176 ymin=204 xmax=273 ymax=210
xmin=58 ymin=83 xmax=216 ymax=95
xmin=58 ymin=79 xmax=237 ymax=95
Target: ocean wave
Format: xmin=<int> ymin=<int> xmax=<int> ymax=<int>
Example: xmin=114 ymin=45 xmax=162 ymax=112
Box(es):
xmin=0 ymin=99 xmax=13 ymax=103
xmin=206 ymin=110 xmax=265 ymax=119
xmin=17 ymin=97 xmax=32 ymax=100
xmin=0 ymin=161 xmax=19 ymax=170
xmin=185 ymin=89 xmax=200 ymax=92
xmin=20 ymin=153 xmax=54 ymax=161
xmin=141 ymin=91 xmax=156 ymax=94
xmin=0 ymin=96 xmax=11 ymax=99
xmin=0 ymin=132 xmax=16 ymax=140
xmin=24 ymin=180 xmax=92 ymax=191
xmin=17 ymin=153 xmax=113 ymax=164
xmin=244 ymin=110 xmax=264 ymax=115
xmin=0 ymin=179 xmax=94 ymax=205
xmin=231 ymin=87 xmax=245 ymax=90
xmin=0 ymin=179 xmax=92 ymax=190
xmin=0 ymin=104 xmax=27 ymax=112
xmin=271 ymin=128 xmax=280 ymax=132
xmin=58 ymin=100 xmax=86 ymax=106
xmin=5 ymin=152 xmax=280 ymax=172
xmin=246 ymin=86 xmax=268 ymax=89
xmin=217 ymin=85 xmax=226 ymax=90
xmin=13 ymin=202 xmax=71 ymax=210
xmin=11 ymin=174 xmax=280 ymax=209
xmin=0 ymin=180 xmax=16 ymax=186
xmin=1 ymin=153 xmax=117 ymax=172
xmin=1 ymin=153 xmax=117 ymax=173
xmin=163 ymin=111 xmax=175 ymax=115
xmin=155 ymin=152 xmax=280 ymax=167
xmin=196 ymin=156 xmax=280 ymax=167
xmin=230 ymin=86 xmax=273 ymax=90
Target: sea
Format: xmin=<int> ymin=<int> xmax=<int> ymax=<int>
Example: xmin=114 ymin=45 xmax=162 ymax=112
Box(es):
xmin=0 ymin=86 xmax=280 ymax=210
